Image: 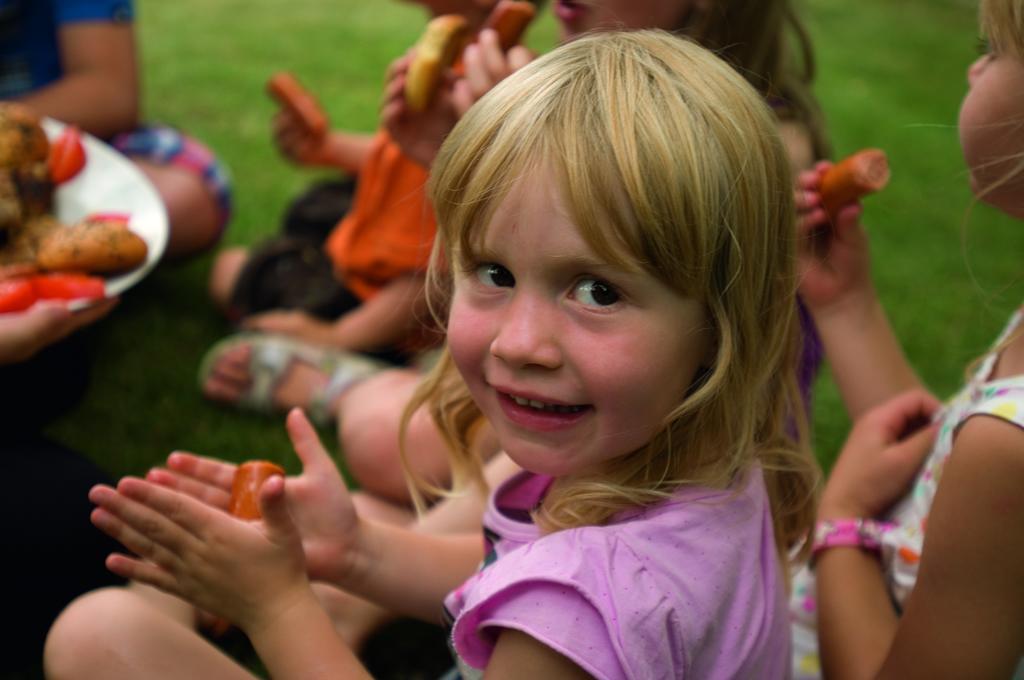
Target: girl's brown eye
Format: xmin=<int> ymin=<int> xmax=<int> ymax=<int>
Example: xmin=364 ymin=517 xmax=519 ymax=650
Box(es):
xmin=476 ymin=263 xmax=515 ymax=288
xmin=575 ymin=278 xmax=620 ymax=307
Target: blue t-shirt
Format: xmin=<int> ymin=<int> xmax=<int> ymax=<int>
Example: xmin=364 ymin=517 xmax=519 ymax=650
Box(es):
xmin=0 ymin=0 xmax=133 ymax=97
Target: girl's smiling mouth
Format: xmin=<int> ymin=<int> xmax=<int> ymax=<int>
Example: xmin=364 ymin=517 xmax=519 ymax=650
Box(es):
xmin=495 ymin=390 xmax=592 ymax=431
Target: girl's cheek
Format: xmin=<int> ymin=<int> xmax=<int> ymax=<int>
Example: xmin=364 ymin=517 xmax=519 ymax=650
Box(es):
xmin=447 ymin=298 xmax=489 ymax=369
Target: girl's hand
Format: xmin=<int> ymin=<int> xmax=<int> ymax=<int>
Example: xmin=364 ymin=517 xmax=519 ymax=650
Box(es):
xmin=272 ymin=109 xmax=332 ymax=167
xmin=89 ymin=468 xmax=310 ymax=634
xmin=381 ymin=52 xmax=460 ymax=169
xmin=451 ymin=29 xmax=533 ymax=117
xmin=149 ymin=410 xmax=365 ymax=587
xmin=796 ymin=161 xmax=874 ymax=314
xmin=145 ymin=451 xmax=235 ymax=512
xmin=0 ymin=298 xmax=117 ymax=365
xmin=273 ymin=408 xmax=364 ymax=585
xmin=819 ymin=389 xmax=942 ymax=521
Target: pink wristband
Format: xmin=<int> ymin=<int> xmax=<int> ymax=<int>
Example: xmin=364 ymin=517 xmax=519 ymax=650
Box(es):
xmin=811 ymin=518 xmax=894 ymax=562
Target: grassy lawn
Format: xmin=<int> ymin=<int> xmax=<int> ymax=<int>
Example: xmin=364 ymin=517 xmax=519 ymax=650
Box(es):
xmin=14 ymin=0 xmax=1022 ymax=675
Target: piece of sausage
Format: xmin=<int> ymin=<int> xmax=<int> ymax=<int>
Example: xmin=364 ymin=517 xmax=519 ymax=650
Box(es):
xmin=820 ymin=149 xmax=891 ymax=218
xmin=482 ymin=0 xmax=536 ymax=51
xmin=266 ymin=72 xmax=329 ymax=138
xmin=228 ymin=460 xmax=286 ymax=520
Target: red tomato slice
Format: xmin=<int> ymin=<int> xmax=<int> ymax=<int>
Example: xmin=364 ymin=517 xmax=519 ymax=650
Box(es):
xmin=0 ymin=278 xmax=38 ymax=313
xmin=31 ymin=273 xmax=106 ymax=301
xmin=48 ymin=125 xmax=86 ymax=184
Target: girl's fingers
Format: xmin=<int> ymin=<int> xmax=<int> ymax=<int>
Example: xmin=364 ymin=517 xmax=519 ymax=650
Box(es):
xmin=452 ymin=78 xmax=476 ymax=118
xmin=794 ymin=189 xmax=820 ymax=212
xmin=383 ymin=73 xmax=407 ymax=106
xmin=167 ymin=451 xmax=237 ymax=492
xmin=90 ymin=505 xmax=183 ymax=571
xmin=285 ymin=408 xmax=334 ymax=476
xmin=864 ymin=389 xmax=940 ymax=445
xmin=104 ymin=553 xmax=181 ymax=594
xmin=146 ymin=468 xmax=232 ymax=511
xmin=257 ymin=474 xmax=295 ymax=541
xmin=507 ymin=45 xmax=533 ymax=71
xmin=109 ymin=477 xmax=214 ymax=538
xmin=478 ymin=29 xmax=507 ymax=79
xmin=462 ymin=45 xmax=493 ymax=100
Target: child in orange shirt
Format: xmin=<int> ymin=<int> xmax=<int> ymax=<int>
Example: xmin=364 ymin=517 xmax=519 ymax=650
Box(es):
xmin=200 ymin=0 xmax=542 ymax=424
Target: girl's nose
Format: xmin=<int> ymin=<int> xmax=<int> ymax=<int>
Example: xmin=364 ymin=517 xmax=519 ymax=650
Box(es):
xmin=967 ymin=54 xmax=990 ymax=87
xmin=489 ymin=294 xmax=562 ymax=369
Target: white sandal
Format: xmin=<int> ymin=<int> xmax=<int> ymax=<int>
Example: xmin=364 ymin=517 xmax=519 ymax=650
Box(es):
xmin=198 ymin=332 xmax=387 ymax=425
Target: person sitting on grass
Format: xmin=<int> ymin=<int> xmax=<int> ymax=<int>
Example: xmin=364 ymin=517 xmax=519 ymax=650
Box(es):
xmin=1 ymin=0 xmax=232 ymax=260
xmin=789 ymin=0 xmax=1024 ymax=675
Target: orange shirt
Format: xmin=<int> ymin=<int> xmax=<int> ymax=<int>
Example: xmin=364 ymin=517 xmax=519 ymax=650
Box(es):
xmin=324 ymin=129 xmax=436 ymax=301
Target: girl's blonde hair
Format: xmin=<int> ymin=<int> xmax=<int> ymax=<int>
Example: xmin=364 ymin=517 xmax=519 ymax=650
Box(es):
xmin=981 ymin=0 xmax=1024 ymax=60
xmin=963 ymin=0 xmax=1024 ymax=374
xmin=401 ymin=30 xmax=819 ymax=560
xmin=974 ymin=0 xmax=1024 ymax=202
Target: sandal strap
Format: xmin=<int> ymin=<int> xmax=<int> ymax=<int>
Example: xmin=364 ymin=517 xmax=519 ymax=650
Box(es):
xmin=307 ymin=352 xmax=388 ymax=425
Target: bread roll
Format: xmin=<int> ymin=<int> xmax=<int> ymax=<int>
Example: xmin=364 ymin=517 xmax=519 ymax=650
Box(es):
xmin=36 ymin=215 xmax=148 ymax=274
xmin=405 ymin=15 xmax=470 ymax=112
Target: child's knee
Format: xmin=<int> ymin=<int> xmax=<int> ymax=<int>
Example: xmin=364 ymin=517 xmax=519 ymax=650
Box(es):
xmin=340 ymin=407 xmax=408 ymax=499
xmin=44 ymin=587 xmax=143 ymax=678
xmin=208 ymin=247 xmax=249 ymax=309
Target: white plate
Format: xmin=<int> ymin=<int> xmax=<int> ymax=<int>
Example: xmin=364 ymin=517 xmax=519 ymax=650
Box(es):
xmin=42 ymin=118 xmax=168 ymax=299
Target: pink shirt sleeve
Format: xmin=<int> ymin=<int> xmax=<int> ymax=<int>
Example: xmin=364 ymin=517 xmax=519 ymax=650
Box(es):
xmin=453 ymin=578 xmax=626 ymax=679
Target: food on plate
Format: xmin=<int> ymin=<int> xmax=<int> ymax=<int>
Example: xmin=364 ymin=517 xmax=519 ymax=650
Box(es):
xmin=0 ymin=276 xmax=36 ymax=313
xmin=266 ymin=72 xmax=329 ymax=138
xmin=228 ymin=460 xmax=286 ymax=520
xmin=0 ymin=103 xmax=149 ymax=283
xmin=0 ymin=103 xmax=52 ymax=237
xmin=405 ymin=15 xmax=470 ymax=112
xmin=0 ymin=102 xmax=49 ymax=169
xmin=36 ymin=214 xmax=148 ymax=274
xmin=820 ymin=148 xmax=891 ymax=218
xmin=482 ymin=0 xmax=536 ymax=51
xmin=48 ymin=125 xmax=86 ymax=184
xmin=0 ymin=271 xmax=106 ymax=313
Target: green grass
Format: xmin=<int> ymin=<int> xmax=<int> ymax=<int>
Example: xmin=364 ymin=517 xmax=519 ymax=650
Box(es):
xmin=14 ymin=0 xmax=1023 ymax=675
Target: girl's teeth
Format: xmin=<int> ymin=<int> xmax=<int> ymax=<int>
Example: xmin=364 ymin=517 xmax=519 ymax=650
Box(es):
xmin=510 ymin=395 xmax=583 ymax=413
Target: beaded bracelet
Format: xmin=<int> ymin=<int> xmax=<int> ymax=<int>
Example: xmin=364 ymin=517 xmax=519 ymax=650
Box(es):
xmin=810 ymin=518 xmax=894 ymax=563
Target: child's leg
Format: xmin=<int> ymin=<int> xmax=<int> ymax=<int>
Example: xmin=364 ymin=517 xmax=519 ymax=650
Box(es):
xmin=338 ymin=368 xmax=502 ymax=505
xmin=44 ymin=586 xmax=257 ymax=680
xmin=208 ymin=247 xmax=250 ymax=312
xmin=136 ymin=159 xmax=225 ymax=259
xmin=110 ymin=125 xmax=232 ymax=262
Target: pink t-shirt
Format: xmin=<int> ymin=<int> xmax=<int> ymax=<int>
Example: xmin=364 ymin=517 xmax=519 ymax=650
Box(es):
xmin=444 ymin=466 xmax=790 ymax=679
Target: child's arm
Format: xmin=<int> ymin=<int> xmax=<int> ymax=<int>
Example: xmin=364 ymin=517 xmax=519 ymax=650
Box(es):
xmin=145 ymin=409 xmax=483 ymax=620
xmin=16 ymin=22 xmax=138 ymax=138
xmin=241 ymin=274 xmax=428 ymax=352
xmin=271 ymin=111 xmax=374 ymax=174
xmin=817 ymin=410 xmax=1024 ymax=679
xmin=813 ymin=389 xmax=940 ymax=678
xmin=874 ymin=417 xmax=1024 ymax=678
xmin=797 ymin=162 xmax=922 ymax=418
xmin=381 ymin=30 xmax=534 ymax=169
